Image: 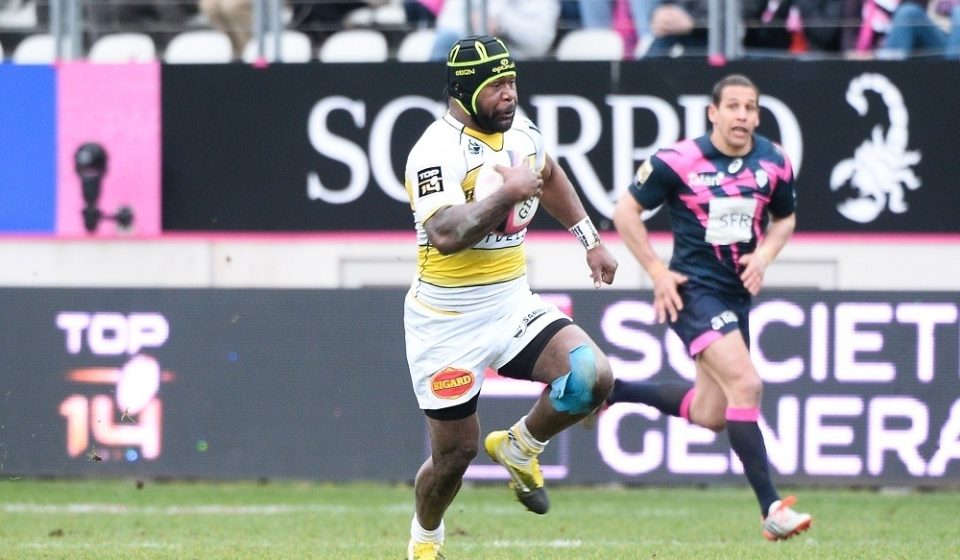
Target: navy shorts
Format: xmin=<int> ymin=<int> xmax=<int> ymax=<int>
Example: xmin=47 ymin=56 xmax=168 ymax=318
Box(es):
xmin=669 ymin=283 xmax=751 ymax=356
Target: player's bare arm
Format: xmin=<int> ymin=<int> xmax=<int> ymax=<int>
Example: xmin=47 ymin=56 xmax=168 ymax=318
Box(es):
xmin=538 ymin=153 xmax=597 ymax=228
xmin=538 ymin=154 xmax=618 ymax=287
xmin=424 ymin=164 xmax=542 ymax=254
xmin=613 ymin=191 xmax=687 ymax=323
xmin=739 ymin=212 xmax=796 ymax=296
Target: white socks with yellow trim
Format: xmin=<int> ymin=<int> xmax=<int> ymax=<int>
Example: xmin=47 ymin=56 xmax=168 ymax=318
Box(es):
xmin=503 ymin=416 xmax=548 ymax=467
xmin=410 ymin=515 xmax=444 ymax=545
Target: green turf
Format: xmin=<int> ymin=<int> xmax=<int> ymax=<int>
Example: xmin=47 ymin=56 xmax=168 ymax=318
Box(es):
xmin=1 ymin=478 xmax=957 ymax=559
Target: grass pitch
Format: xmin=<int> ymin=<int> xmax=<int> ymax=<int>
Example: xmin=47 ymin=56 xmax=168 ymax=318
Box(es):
xmin=1 ymin=478 xmax=956 ymax=559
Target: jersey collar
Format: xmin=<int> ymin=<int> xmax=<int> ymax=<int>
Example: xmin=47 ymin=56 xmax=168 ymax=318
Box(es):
xmin=443 ymin=112 xmax=505 ymax=150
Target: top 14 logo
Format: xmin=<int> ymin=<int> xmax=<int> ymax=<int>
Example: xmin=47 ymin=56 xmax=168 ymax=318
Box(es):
xmin=56 ymin=312 xmax=174 ymax=461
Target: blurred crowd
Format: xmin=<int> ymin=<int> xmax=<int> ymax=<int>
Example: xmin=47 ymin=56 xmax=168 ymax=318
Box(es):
xmin=1 ymin=0 xmax=959 ymax=60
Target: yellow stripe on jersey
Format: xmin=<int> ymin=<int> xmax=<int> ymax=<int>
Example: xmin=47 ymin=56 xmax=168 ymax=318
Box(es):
xmin=464 ymin=165 xmax=480 ymax=202
xmin=418 ymin=244 xmax=527 ymax=287
xmin=461 ymin=126 xmax=504 ymax=151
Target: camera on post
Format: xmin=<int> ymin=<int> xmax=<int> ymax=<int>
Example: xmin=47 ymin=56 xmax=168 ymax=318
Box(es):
xmin=75 ymin=142 xmax=134 ymax=233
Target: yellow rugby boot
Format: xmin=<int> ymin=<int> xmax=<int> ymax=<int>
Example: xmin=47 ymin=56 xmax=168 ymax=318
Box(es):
xmin=407 ymin=539 xmax=444 ymax=560
xmin=483 ymin=429 xmax=549 ymax=514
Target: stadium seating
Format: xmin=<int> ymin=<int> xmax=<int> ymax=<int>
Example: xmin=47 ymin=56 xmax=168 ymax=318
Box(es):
xmin=342 ymin=5 xmax=375 ymax=27
xmin=555 ymin=29 xmax=625 ymax=61
xmin=318 ymin=29 xmax=388 ymax=63
xmin=11 ymin=34 xmax=61 ymax=64
xmin=0 ymin=0 xmax=36 ymax=28
xmin=88 ymin=32 xmax=157 ymax=63
xmin=397 ymin=29 xmax=436 ymax=62
xmin=163 ymin=30 xmax=234 ymax=63
xmin=242 ymin=30 xmax=313 ymax=63
xmin=373 ymin=2 xmax=406 ymax=26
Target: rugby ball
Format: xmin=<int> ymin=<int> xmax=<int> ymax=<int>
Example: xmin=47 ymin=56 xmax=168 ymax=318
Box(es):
xmin=116 ymin=354 xmax=161 ymax=415
xmin=474 ymin=162 xmax=539 ymax=235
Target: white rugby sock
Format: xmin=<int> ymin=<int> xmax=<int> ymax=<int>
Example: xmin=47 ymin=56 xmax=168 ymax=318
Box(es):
xmin=410 ymin=514 xmax=444 ymax=544
xmin=503 ymin=415 xmax=548 ymax=466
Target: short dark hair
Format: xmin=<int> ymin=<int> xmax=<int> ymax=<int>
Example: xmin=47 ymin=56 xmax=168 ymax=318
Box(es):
xmin=711 ymin=74 xmax=759 ymax=105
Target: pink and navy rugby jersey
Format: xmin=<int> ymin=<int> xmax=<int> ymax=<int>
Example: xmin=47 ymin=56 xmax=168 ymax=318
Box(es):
xmin=628 ymin=134 xmax=796 ymax=295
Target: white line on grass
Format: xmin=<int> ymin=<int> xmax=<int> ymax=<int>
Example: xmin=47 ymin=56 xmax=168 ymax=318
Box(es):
xmin=492 ymin=539 xmax=582 ymax=549
xmin=3 ymin=502 xmax=694 ymax=518
xmin=18 ymin=541 xmax=183 ymax=550
xmin=2 ymin=503 xmax=410 ymax=515
xmin=454 ymin=538 xmax=726 ymax=550
xmin=0 ymin=503 xmax=525 ymax=516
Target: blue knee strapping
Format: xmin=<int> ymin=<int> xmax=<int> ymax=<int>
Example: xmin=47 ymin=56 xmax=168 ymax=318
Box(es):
xmin=548 ymin=344 xmax=597 ymax=414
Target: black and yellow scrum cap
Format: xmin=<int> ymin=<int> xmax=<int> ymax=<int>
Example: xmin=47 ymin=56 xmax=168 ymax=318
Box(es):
xmin=446 ymin=35 xmax=517 ymax=117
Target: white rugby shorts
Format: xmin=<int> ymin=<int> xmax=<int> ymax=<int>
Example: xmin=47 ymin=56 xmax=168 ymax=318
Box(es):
xmin=403 ymin=287 xmax=570 ymax=411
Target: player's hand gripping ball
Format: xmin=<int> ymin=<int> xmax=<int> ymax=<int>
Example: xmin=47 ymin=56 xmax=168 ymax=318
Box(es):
xmin=474 ymin=162 xmax=539 ymax=235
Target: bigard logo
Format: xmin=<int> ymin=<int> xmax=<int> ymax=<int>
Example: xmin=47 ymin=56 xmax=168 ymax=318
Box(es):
xmin=430 ymin=367 xmax=475 ymax=399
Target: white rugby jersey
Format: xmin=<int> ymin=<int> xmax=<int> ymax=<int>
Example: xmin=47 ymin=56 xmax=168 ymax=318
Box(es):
xmin=404 ymin=111 xmax=547 ymax=311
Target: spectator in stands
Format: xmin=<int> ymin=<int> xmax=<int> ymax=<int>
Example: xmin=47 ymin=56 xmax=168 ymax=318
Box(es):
xmin=740 ymin=0 xmax=800 ymax=53
xmin=559 ymin=0 xmax=582 ymax=28
xmin=644 ymin=0 xmax=703 ymax=57
xmin=405 ymin=0 xmax=444 ymax=27
xmin=643 ymin=0 xmax=711 ymax=57
xmin=291 ymin=0 xmax=377 ymax=43
xmin=578 ymin=0 xmax=657 ymax=56
xmin=199 ymin=0 xmax=252 ymax=57
xmin=854 ymin=0 xmax=892 ymax=55
xmin=430 ymin=0 xmax=561 ymax=60
xmin=641 ymin=0 xmax=796 ymax=58
xmin=874 ymin=0 xmax=960 ymax=58
xmin=35 ymin=0 xmax=195 ymax=46
xmin=787 ymin=0 xmax=860 ymax=55
xmin=93 ymin=1 xmax=195 ymax=41
xmin=200 ymin=0 xmax=374 ymax=58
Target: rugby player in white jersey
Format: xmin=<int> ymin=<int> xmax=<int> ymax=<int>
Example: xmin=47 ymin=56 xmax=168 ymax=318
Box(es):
xmin=402 ymin=35 xmax=618 ymax=560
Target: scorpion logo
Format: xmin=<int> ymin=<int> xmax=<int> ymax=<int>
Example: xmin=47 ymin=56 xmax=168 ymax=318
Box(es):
xmin=829 ymin=73 xmax=922 ymax=223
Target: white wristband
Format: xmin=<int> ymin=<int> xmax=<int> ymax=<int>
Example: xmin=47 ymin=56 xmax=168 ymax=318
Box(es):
xmin=570 ymin=217 xmax=601 ymax=251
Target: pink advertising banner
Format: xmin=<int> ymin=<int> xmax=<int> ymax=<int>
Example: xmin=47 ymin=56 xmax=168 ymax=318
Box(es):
xmin=56 ymin=63 xmax=161 ymax=237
